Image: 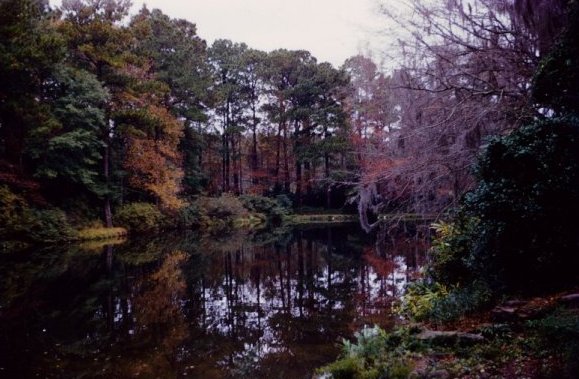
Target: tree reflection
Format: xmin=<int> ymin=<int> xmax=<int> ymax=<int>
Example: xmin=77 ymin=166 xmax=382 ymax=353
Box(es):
xmin=0 ymin=222 xmax=430 ymax=378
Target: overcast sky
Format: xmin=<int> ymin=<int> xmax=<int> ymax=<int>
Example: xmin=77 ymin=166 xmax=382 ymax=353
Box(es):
xmin=50 ymin=0 xmax=389 ymax=67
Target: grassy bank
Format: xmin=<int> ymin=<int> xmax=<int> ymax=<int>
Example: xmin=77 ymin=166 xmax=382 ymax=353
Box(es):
xmin=75 ymin=227 xmax=128 ymax=241
xmin=288 ymin=213 xmax=358 ymax=224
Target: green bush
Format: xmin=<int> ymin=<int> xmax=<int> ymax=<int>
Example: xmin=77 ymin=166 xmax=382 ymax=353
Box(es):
xmin=424 ymin=117 xmax=579 ymax=301
xmin=239 ymin=194 xmax=289 ymax=224
xmin=464 ymin=117 xmax=579 ymax=292
xmin=428 ymin=219 xmax=476 ymax=285
xmin=178 ymin=202 xmax=204 ymax=229
xmin=318 ymin=356 xmax=367 ymax=379
xmin=25 ymin=208 xmax=75 ymax=243
xmin=0 ymin=185 xmax=28 ymax=237
xmin=398 ymin=282 xmax=450 ymax=322
xmin=114 ymin=202 xmax=165 ymax=233
xmin=318 ymin=326 xmax=416 ymax=379
xmin=0 ymin=185 xmax=74 ymax=243
xmin=527 ymin=309 xmax=579 ymax=376
xmin=399 ymin=279 xmax=492 ymax=323
xmin=195 ymin=194 xmax=247 ymax=220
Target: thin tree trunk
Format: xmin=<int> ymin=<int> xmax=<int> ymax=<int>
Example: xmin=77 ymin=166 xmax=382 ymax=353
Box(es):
xmin=283 ymin=123 xmax=290 ymax=193
xmin=296 ymin=160 xmax=302 ymax=207
xmin=325 ymin=152 xmax=331 ymax=209
xmin=103 ymin=138 xmax=113 ymax=227
xmin=275 ymin=121 xmax=282 ymax=188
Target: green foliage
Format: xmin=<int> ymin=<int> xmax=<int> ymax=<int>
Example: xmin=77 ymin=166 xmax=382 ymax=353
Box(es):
xmin=533 ymin=3 xmax=579 ymax=115
xmin=464 ymin=117 xmax=579 ymax=292
xmin=0 ymin=185 xmax=28 ymax=235
xmin=24 ymin=208 xmax=76 ymax=243
xmin=428 ymin=220 xmax=476 ymax=285
xmin=0 ymin=0 xmax=65 ymax=164
xmin=114 ymin=202 xmax=165 ymax=233
xmin=398 ymin=282 xmax=450 ymax=322
xmin=0 ymin=185 xmax=74 ymax=243
xmin=318 ymin=326 xmax=416 ymax=379
xmin=177 ymin=202 xmax=204 ymax=229
xmin=423 ymin=117 xmax=579 ymax=306
xmin=195 ymin=194 xmax=248 ymax=220
xmin=30 ymin=66 xmax=108 ymax=195
xmin=428 ymin=282 xmax=492 ymax=322
xmin=527 ymin=308 xmax=579 ymax=346
xmin=239 ymin=194 xmax=289 ymax=224
xmin=319 ymin=356 xmax=368 ymax=379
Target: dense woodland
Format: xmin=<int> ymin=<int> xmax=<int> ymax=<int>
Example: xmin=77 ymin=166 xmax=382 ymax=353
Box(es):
xmin=1 ymin=0 xmax=574 ymax=236
xmin=1 ymin=0 xmax=578 ymax=269
xmin=0 ymin=0 xmax=359 ymax=237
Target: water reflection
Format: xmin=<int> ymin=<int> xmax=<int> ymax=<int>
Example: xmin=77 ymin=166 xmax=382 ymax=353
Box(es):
xmin=0 ymin=223 xmax=429 ymax=378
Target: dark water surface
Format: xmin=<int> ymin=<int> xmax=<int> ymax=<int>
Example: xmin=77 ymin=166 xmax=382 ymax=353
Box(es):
xmin=0 ymin=223 xmax=428 ymax=378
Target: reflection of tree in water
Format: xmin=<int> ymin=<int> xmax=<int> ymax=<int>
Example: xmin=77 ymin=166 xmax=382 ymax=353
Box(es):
xmin=184 ymin=223 xmax=430 ymax=378
xmin=356 ymin=221 xmax=431 ymax=324
xmin=0 ymin=224 xmax=430 ymax=379
xmin=128 ymin=251 xmax=189 ymax=377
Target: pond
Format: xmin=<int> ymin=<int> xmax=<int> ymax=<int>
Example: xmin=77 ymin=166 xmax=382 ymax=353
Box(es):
xmin=0 ymin=223 xmax=429 ymax=378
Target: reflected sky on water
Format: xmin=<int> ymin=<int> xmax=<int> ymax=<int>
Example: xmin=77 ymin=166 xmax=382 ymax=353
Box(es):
xmin=0 ymin=223 xmax=429 ymax=378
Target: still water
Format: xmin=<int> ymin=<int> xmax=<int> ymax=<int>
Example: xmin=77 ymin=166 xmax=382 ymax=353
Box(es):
xmin=0 ymin=223 xmax=428 ymax=378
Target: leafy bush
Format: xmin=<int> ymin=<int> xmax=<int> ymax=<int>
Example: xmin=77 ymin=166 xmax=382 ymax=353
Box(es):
xmin=25 ymin=208 xmax=75 ymax=243
xmin=195 ymin=194 xmax=247 ymax=220
xmin=527 ymin=309 xmax=579 ymax=376
xmin=463 ymin=117 xmax=579 ymax=292
xmin=399 ymin=279 xmax=492 ymax=323
xmin=0 ymin=185 xmax=28 ymax=237
xmin=0 ymin=185 xmax=74 ymax=243
xmin=318 ymin=326 xmax=415 ymax=379
xmin=76 ymin=227 xmax=127 ymax=240
xmin=428 ymin=219 xmax=476 ymax=285
xmin=114 ymin=202 xmax=165 ymax=233
xmin=424 ymin=117 xmax=579 ymax=301
xmin=319 ymin=356 xmax=367 ymax=379
xmin=177 ymin=202 xmax=204 ymax=229
xmin=239 ymin=194 xmax=289 ymax=224
xmin=398 ymin=282 xmax=450 ymax=321
xmin=427 ymin=281 xmax=492 ymax=322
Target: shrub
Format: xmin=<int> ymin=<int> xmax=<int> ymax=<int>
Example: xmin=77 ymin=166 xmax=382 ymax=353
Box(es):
xmin=114 ymin=202 xmax=165 ymax=233
xmin=398 ymin=281 xmax=448 ymax=321
xmin=239 ymin=194 xmax=289 ymax=224
xmin=399 ymin=279 xmax=492 ymax=323
xmin=0 ymin=185 xmax=74 ymax=243
xmin=318 ymin=326 xmax=416 ymax=379
xmin=195 ymin=194 xmax=247 ymax=220
xmin=25 ymin=208 xmax=75 ymax=243
xmin=177 ymin=202 xmax=204 ymax=229
xmin=318 ymin=356 xmax=367 ymax=379
xmin=464 ymin=117 xmax=579 ymax=292
xmin=0 ymin=185 xmax=28 ymax=238
xmin=428 ymin=219 xmax=476 ymax=286
xmin=76 ymin=227 xmax=127 ymax=240
xmin=424 ymin=117 xmax=579 ymax=301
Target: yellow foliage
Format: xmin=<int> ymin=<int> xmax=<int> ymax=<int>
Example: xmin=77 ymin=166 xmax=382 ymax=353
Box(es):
xmin=123 ymin=105 xmax=184 ymax=211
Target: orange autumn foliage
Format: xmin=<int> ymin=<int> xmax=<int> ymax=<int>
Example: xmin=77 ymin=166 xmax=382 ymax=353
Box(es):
xmin=124 ymin=105 xmax=184 ymax=211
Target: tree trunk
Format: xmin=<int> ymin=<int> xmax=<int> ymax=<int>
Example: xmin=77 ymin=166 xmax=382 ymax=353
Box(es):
xmin=283 ymin=123 xmax=290 ymax=193
xmin=325 ymin=152 xmax=331 ymax=209
xmin=296 ymin=160 xmax=302 ymax=207
xmin=103 ymin=140 xmax=113 ymax=227
xmin=275 ymin=121 xmax=282 ymax=188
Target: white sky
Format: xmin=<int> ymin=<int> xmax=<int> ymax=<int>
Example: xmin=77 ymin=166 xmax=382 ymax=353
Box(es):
xmin=50 ymin=0 xmax=390 ymax=68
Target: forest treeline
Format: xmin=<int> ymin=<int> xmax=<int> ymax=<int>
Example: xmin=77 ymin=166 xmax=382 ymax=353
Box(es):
xmin=0 ymin=0 xmax=365 ymax=241
xmin=1 ymin=0 xmax=578 ymax=245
